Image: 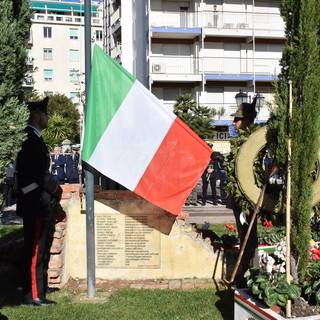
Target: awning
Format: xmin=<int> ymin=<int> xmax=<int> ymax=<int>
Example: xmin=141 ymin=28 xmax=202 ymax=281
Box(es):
xmin=31 ymin=1 xmax=98 ymax=14
xmin=212 ymin=141 xmax=231 ymax=154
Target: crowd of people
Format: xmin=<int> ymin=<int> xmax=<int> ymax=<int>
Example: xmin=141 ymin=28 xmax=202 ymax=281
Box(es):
xmin=49 ymin=145 xmax=81 ymax=185
xmin=185 ymin=148 xmax=228 ymax=207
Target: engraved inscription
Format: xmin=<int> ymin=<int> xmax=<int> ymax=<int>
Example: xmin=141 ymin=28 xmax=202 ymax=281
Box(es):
xmin=95 ymin=212 xmax=161 ymax=269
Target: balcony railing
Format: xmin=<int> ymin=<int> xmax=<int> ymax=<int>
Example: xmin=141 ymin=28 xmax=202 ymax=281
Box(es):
xmin=110 ymin=7 xmax=121 ymax=26
xmin=149 ymin=10 xmax=285 ymax=33
xmin=150 ymin=56 xmax=281 ymax=77
xmin=32 ymin=13 xmax=102 ymax=25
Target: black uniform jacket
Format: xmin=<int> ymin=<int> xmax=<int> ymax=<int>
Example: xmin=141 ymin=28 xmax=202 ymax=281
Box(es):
xmin=16 ymin=126 xmax=62 ymax=217
xmin=201 ymin=159 xmax=218 ymax=180
xmin=65 ymin=153 xmax=79 ymax=181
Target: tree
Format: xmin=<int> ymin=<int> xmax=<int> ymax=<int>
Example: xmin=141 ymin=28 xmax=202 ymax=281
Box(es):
xmin=42 ymin=93 xmax=80 ymax=147
xmin=42 ymin=113 xmax=74 ymax=149
xmin=268 ymin=0 xmax=320 ymax=279
xmin=0 ymin=0 xmax=31 ymax=208
xmin=173 ymin=94 xmax=215 ymax=139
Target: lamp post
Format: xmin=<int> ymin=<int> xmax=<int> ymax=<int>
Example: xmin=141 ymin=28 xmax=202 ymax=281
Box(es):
xmin=254 ymin=91 xmax=265 ymax=114
xmin=234 ymin=89 xmax=265 ymax=119
xmin=235 ymin=89 xmax=248 ymax=107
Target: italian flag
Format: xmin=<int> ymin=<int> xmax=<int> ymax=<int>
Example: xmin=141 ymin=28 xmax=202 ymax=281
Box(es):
xmin=82 ymin=45 xmax=212 ymax=215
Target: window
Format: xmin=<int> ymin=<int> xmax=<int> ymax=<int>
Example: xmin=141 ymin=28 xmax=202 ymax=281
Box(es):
xmin=44 ymin=69 xmax=53 ymax=81
xmin=44 ymin=91 xmax=53 ymax=96
xmin=95 ymin=30 xmax=103 ymax=41
xmin=69 ymin=69 xmax=79 ymax=82
xmin=70 ymin=92 xmax=80 ymax=104
xmin=70 ymin=28 xmax=79 ymax=40
xmin=43 ymin=27 xmax=52 ymax=38
xmin=69 ymin=49 xmax=79 ymax=61
xmin=43 ymin=48 xmax=53 ymax=60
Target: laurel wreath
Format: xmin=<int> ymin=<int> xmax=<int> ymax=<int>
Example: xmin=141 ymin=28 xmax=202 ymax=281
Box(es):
xmin=225 ymin=123 xmax=267 ymax=215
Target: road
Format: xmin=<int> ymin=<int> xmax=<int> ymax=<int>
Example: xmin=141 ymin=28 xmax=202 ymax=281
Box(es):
xmin=183 ymin=179 xmax=235 ymax=225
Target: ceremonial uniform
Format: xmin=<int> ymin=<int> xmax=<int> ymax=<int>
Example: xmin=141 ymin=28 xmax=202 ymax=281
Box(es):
xmin=16 ymin=98 xmax=62 ymax=306
xmin=228 ymin=100 xmax=259 ymax=287
xmin=51 ymin=153 xmax=66 ymax=185
xmin=66 ymin=152 xmax=80 ymax=183
xmin=201 ymin=158 xmax=218 ymax=205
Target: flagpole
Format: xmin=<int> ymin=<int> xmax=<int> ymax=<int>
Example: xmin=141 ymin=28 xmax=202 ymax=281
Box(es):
xmin=84 ymin=0 xmax=95 ymax=299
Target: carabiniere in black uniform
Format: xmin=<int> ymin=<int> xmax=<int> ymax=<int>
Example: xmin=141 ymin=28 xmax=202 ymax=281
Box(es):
xmin=16 ymin=97 xmax=62 ymax=306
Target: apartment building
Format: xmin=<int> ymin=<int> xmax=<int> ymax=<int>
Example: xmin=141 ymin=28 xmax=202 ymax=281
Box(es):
xmin=105 ymin=0 xmax=285 ymax=136
xmin=27 ymin=0 xmax=103 ymax=106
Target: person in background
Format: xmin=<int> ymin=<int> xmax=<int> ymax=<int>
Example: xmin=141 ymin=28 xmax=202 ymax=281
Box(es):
xmin=16 ymin=97 xmax=62 ymax=306
xmin=66 ymin=146 xmax=80 ymax=184
xmin=50 ymin=146 xmax=66 ymax=185
xmin=216 ymin=153 xmax=228 ymax=205
xmin=185 ymin=186 xmax=198 ymax=206
xmin=201 ymin=152 xmax=218 ymax=206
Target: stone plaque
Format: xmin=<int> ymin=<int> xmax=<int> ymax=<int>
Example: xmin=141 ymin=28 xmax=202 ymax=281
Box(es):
xmin=95 ymin=212 xmax=161 ymax=269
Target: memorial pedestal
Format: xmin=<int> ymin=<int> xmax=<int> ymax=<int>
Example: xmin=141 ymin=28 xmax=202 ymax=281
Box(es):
xmin=63 ymin=191 xmax=224 ymax=282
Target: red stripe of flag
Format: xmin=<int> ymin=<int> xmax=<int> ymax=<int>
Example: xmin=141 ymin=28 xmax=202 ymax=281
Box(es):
xmin=134 ymin=117 xmax=212 ymax=215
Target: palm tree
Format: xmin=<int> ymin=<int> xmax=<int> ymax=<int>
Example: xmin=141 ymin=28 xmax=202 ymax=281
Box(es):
xmin=173 ymin=94 xmax=196 ymax=114
xmin=173 ymin=94 xmax=215 ymax=138
xmin=42 ymin=113 xmax=74 ymax=148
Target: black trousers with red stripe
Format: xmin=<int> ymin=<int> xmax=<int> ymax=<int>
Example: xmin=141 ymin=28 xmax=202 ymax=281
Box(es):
xmin=201 ymin=177 xmax=217 ymax=202
xmin=22 ymin=215 xmax=51 ymax=301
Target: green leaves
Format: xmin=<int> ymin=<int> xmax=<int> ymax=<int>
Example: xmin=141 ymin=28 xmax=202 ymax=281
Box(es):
xmin=0 ymin=0 xmax=31 ymax=208
xmin=172 ymin=94 xmax=216 ymax=138
xmin=289 ymin=284 xmax=301 ymax=299
xmin=225 ymin=123 xmax=267 ymax=215
xmin=246 ymin=268 xmax=302 ymax=307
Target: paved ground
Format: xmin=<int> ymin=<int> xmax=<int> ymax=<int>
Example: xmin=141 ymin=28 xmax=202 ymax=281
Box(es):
xmin=0 ymin=204 xmax=21 ymax=225
xmin=183 ymin=179 xmax=235 ymax=224
xmin=65 ymin=277 xmax=224 ymax=292
xmin=184 ymin=202 xmax=235 ymax=224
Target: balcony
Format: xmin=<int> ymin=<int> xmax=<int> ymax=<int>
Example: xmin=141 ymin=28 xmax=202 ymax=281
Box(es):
xmin=149 ymin=10 xmax=285 ymax=39
xmin=149 ymin=56 xmax=280 ymax=81
xmin=32 ymin=13 xmax=102 ymax=26
xmin=110 ymin=43 xmax=121 ymax=59
xmin=110 ymin=7 xmax=120 ymax=27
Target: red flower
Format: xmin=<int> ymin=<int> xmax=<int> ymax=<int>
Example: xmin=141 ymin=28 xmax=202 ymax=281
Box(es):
xmin=224 ymin=224 xmax=237 ymax=232
xmin=312 ymin=253 xmax=320 ymax=260
xmin=263 ymin=220 xmax=273 ymax=229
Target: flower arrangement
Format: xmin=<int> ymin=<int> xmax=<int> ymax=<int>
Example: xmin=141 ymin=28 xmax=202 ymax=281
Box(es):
xmin=224 ymin=223 xmax=238 ymax=233
xmin=309 ymin=240 xmax=320 ymax=261
xmin=220 ymin=224 xmax=238 ymax=246
xmin=258 ymin=220 xmax=285 ymax=246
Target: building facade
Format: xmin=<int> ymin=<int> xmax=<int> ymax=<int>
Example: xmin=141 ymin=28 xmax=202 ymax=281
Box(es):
xmin=104 ymin=0 xmax=285 ymax=124
xmin=27 ymin=0 xmax=103 ymax=106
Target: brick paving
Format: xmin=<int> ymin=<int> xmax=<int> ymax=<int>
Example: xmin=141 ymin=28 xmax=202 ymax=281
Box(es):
xmin=65 ymin=278 xmax=218 ymax=292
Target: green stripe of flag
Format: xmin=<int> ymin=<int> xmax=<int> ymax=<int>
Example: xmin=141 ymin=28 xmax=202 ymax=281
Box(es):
xmin=82 ymin=45 xmax=136 ymax=162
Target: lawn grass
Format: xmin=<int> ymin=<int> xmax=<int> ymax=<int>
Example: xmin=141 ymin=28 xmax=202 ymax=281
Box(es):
xmin=0 ymin=287 xmax=234 ymax=320
xmin=0 ymin=225 xmax=23 ymax=244
xmin=0 ymin=225 xmax=235 ymax=320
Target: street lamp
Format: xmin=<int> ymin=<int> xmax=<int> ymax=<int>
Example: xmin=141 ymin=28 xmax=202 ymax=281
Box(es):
xmin=235 ymin=89 xmax=265 ymax=114
xmin=235 ymin=90 xmax=248 ymax=107
xmin=253 ymin=91 xmax=265 ymax=113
